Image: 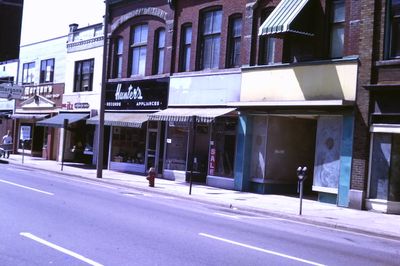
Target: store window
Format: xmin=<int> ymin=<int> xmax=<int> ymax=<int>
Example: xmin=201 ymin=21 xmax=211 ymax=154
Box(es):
xmin=179 ymin=24 xmax=192 ymax=72
xmin=153 ymin=28 xmax=165 ymax=75
xmin=165 ymin=123 xmax=189 ymax=171
xmin=130 ymin=24 xmax=148 ymax=76
xmin=209 ymin=118 xmax=237 ymax=178
xmin=74 ymin=59 xmax=94 ymax=92
xmin=227 ymin=15 xmax=242 ymax=68
xmin=330 ymin=0 xmax=345 ymax=58
xmin=388 ymin=0 xmax=400 ymax=58
xmin=199 ymin=9 xmax=222 ymax=69
xmin=111 ymin=127 xmax=146 ymax=164
xmin=22 ymin=62 xmax=35 ymax=84
xmin=369 ymin=133 xmax=400 ymax=201
xmin=40 ymin=58 xmax=54 ymax=83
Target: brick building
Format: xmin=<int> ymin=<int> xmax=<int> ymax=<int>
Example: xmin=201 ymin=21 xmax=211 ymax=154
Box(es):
xmin=103 ymin=0 xmax=378 ymax=211
xmin=363 ymin=0 xmax=400 ymax=214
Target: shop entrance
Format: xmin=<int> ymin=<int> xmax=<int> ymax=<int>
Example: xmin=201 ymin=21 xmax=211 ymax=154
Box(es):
xmin=146 ymin=121 xmax=164 ymax=175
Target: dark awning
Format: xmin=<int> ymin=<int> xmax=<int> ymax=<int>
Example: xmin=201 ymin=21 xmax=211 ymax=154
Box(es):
xmin=36 ymin=113 xmax=89 ymax=128
xmin=86 ymin=112 xmax=149 ymax=128
xmin=148 ymin=108 xmax=236 ymax=123
xmin=259 ymin=0 xmax=312 ymax=36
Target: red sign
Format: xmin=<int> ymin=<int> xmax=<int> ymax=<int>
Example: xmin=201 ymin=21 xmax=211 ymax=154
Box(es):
xmin=209 ymin=147 xmax=216 ymax=175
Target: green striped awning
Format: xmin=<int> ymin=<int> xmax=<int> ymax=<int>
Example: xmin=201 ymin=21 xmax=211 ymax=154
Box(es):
xmin=259 ymin=0 xmax=313 ymax=36
xmin=86 ymin=112 xmax=149 ymax=128
xmin=148 ymin=108 xmax=236 ymax=123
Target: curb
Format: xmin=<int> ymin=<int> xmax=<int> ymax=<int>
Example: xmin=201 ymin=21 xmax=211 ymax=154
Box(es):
xmin=8 ymin=161 xmax=400 ymax=242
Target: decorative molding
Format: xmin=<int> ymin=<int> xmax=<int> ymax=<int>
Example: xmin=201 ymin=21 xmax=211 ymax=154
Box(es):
xmin=111 ymin=7 xmax=167 ymax=33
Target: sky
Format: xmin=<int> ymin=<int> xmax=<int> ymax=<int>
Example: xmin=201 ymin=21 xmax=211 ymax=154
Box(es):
xmin=20 ymin=0 xmax=105 ymax=45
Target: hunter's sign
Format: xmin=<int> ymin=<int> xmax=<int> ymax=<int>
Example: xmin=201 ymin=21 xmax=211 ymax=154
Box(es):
xmin=105 ymin=79 xmax=168 ymax=111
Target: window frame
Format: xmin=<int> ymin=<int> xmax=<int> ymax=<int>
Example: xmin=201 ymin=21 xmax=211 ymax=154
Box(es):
xmin=258 ymin=8 xmax=276 ymax=65
xmin=153 ymin=28 xmax=166 ymax=75
xmin=198 ymin=8 xmax=222 ymax=70
xmin=114 ymin=37 xmax=124 ymax=78
xmin=179 ymin=24 xmax=192 ymax=72
xmin=130 ymin=24 xmax=148 ymax=76
xmin=22 ymin=62 xmax=35 ymax=85
xmin=39 ymin=58 xmax=55 ymax=84
xmin=73 ymin=58 xmax=94 ymax=92
xmin=226 ymin=14 xmax=242 ymax=68
xmin=329 ymin=0 xmax=345 ymax=59
xmin=386 ymin=0 xmax=400 ymax=59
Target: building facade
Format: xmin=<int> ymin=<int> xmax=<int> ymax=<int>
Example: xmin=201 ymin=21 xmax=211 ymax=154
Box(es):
xmin=364 ymin=0 xmax=400 ymax=214
xmin=14 ymin=36 xmax=67 ymax=158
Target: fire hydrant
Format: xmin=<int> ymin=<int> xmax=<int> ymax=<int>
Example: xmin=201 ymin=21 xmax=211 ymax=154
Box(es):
xmin=146 ymin=167 xmax=156 ymax=187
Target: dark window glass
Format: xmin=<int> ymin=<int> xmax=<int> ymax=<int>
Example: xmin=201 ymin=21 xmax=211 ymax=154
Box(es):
xmin=179 ymin=25 xmax=192 ymax=72
xmin=200 ymin=9 xmax=222 ymax=69
xmin=259 ymin=8 xmax=276 ymax=65
xmin=390 ymin=0 xmax=400 ymax=58
xmin=40 ymin=58 xmax=54 ymax=83
xmin=153 ymin=28 xmax=166 ymax=75
xmin=330 ymin=0 xmax=345 ymax=58
xmin=74 ymin=59 xmax=94 ymax=92
xmin=130 ymin=24 xmax=148 ymax=76
xmin=227 ymin=16 xmax=242 ymax=68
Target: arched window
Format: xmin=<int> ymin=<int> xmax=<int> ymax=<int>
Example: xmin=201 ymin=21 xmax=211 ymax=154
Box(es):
xmin=179 ymin=24 xmax=192 ymax=72
xmin=227 ymin=14 xmax=242 ymax=68
xmin=153 ymin=28 xmax=166 ymax=75
xmin=199 ymin=8 xmax=222 ymax=70
xmin=130 ymin=24 xmax=148 ymax=76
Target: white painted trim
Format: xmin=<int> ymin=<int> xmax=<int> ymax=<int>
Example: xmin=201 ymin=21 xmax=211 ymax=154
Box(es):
xmin=312 ymin=186 xmax=338 ymax=194
xmin=370 ymin=124 xmax=400 ymax=133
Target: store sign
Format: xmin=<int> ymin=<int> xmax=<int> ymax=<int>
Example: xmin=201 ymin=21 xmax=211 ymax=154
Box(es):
xmin=0 ymin=84 xmax=23 ymax=99
xmin=105 ymin=79 xmax=168 ymax=111
xmin=209 ymin=146 xmax=216 ymax=175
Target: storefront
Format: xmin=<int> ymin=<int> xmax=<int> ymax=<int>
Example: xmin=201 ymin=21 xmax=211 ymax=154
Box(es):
xmin=236 ymin=58 xmax=358 ymax=206
xmin=148 ymin=71 xmax=241 ymax=188
xmin=365 ymin=85 xmax=400 ymax=214
xmin=0 ymin=99 xmax=14 ymax=144
xmin=87 ymin=78 xmax=168 ymax=175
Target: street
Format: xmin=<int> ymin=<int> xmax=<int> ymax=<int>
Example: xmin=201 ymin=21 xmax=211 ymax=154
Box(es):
xmin=0 ymin=164 xmax=399 ymax=266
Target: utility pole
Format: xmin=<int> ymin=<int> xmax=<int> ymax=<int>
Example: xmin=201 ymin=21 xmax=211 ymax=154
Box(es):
xmin=96 ymin=0 xmax=109 ymax=178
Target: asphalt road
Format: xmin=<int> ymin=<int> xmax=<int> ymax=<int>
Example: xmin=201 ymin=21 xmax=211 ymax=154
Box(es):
xmin=0 ymin=164 xmax=399 ymax=266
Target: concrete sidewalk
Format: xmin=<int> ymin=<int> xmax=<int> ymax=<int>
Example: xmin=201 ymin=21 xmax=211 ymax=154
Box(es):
xmin=3 ymin=154 xmax=400 ymax=241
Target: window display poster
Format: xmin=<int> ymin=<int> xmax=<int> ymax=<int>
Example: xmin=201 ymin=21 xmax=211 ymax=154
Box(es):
xmin=20 ymin=125 xmax=31 ymax=140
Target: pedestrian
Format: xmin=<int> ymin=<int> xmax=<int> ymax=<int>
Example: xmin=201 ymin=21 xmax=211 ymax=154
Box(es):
xmin=2 ymin=130 xmax=12 ymax=158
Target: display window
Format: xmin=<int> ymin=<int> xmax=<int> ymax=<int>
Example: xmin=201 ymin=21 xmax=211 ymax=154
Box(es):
xmin=165 ymin=122 xmax=189 ymax=171
xmin=209 ymin=118 xmax=237 ymax=178
xmin=111 ymin=127 xmax=146 ymax=164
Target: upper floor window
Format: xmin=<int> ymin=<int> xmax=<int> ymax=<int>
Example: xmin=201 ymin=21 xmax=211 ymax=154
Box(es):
xmin=22 ymin=62 xmax=35 ymax=84
xmin=259 ymin=8 xmax=276 ymax=65
xmin=40 ymin=58 xmax=54 ymax=83
xmin=199 ymin=9 xmax=222 ymax=70
xmin=74 ymin=59 xmax=94 ymax=92
xmin=227 ymin=15 xmax=242 ymax=68
xmin=179 ymin=24 xmax=192 ymax=72
xmin=114 ymin=37 xmax=123 ymax=78
xmin=330 ymin=0 xmax=345 ymax=58
xmin=130 ymin=24 xmax=148 ymax=76
xmin=388 ymin=0 xmax=400 ymax=58
xmin=153 ymin=28 xmax=166 ymax=75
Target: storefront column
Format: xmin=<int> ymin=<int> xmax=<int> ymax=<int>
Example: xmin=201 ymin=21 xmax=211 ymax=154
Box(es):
xmin=338 ymin=114 xmax=355 ymax=207
xmin=234 ymin=114 xmax=253 ymax=192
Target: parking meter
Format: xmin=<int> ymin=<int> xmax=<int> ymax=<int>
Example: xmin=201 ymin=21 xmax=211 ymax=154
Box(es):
xmin=296 ymin=166 xmax=307 ymax=215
